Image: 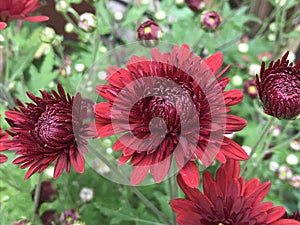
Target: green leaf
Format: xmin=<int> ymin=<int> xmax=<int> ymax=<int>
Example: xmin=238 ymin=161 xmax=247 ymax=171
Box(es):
xmin=122 ymin=6 xmax=149 ymax=27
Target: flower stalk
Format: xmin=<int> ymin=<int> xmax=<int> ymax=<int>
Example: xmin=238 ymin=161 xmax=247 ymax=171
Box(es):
xmin=241 ymin=117 xmax=276 ymax=176
xmin=32 ymin=173 xmax=43 ymax=223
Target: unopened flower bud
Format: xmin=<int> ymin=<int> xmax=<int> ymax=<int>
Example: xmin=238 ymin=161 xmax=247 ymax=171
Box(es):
xmin=200 ymin=11 xmax=221 ymax=31
xmin=244 ymin=79 xmax=258 ymax=98
xmin=65 ymin=23 xmax=74 ymax=33
xmin=137 ymin=19 xmax=162 ymax=47
xmin=232 ymin=75 xmax=243 ymax=87
xmin=185 ymin=0 xmax=205 ymax=12
xmin=78 ymin=13 xmax=97 ymax=33
xmin=55 ymin=0 xmax=70 ymax=13
xmin=155 ymin=10 xmax=166 ymax=21
xmin=114 ymin=12 xmax=123 ymax=21
xmin=286 ymin=154 xmax=299 ymax=165
xmin=238 ymin=43 xmax=249 ymax=53
xmin=40 ymin=27 xmax=56 ymax=44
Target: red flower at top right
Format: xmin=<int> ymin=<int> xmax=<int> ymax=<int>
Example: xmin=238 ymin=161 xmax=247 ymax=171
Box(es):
xmin=256 ymin=51 xmax=300 ymax=119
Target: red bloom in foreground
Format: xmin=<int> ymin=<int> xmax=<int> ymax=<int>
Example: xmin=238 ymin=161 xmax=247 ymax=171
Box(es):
xmin=170 ymin=160 xmax=300 ymax=225
xmin=0 ymin=0 xmax=49 ymax=30
xmin=256 ymin=51 xmax=300 ymax=119
xmin=95 ymin=44 xmax=248 ymax=187
xmin=5 ymin=84 xmax=92 ymax=180
xmin=0 ymin=124 xmax=9 ymax=163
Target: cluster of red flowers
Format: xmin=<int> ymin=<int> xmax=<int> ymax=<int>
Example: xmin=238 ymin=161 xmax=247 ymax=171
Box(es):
xmin=0 ymin=1 xmax=300 ymax=224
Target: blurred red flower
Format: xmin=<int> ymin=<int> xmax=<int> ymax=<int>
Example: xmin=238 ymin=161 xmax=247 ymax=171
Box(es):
xmin=170 ymin=160 xmax=300 ymax=225
xmin=0 ymin=0 xmax=49 ymax=30
xmin=95 ymin=44 xmax=248 ymax=187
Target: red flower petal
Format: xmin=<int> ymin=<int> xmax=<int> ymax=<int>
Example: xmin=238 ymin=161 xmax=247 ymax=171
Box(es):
xmin=204 ymin=52 xmax=223 ymax=74
xmin=70 ymin=148 xmax=85 ymax=174
xmin=24 ymin=15 xmax=49 ymax=22
xmin=130 ymin=165 xmax=149 ymax=185
xmin=0 ymin=22 xmax=7 ymax=30
xmin=179 ymin=161 xmax=200 ymax=188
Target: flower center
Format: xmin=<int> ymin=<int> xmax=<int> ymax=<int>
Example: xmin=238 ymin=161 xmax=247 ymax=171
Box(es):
xmin=34 ymin=105 xmax=73 ymax=149
xmin=248 ymin=85 xmax=257 ymax=94
xmin=144 ymin=27 xmax=152 ymax=34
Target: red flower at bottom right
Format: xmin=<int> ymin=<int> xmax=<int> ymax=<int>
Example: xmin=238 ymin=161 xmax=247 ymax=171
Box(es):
xmin=170 ymin=160 xmax=300 ymax=225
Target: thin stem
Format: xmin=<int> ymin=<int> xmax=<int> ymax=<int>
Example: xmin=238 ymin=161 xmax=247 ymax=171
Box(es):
xmin=31 ymin=173 xmax=43 ymax=223
xmin=168 ymin=177 xmax=177 ymax=225
xmin=241 ymin=117 xmax=276 ymax=175
xmin=89 ymin=146 xmax=172 ymax=225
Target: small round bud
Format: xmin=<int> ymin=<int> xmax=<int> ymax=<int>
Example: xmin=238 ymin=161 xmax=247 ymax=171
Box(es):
xmin=155 ymin=10 xmax=166 ymax=21
xmin=78 ymin=13 xmax=97 ymax=33
xmin=269 ymin=22 xmax=276 ymax=32
xmin=269 ymin=161 xmax=279 ymax=172
xmin=65 ymin=23 xmax=74 ymax=33
xmin=237 ymin=43 xmax=249 ymax=53
xmin=275 ymin=0 xmax=287 ymax=7
xmin=99 ymin=46 xmax=107 ymax=53
xmin=75 ymin=63 xmax=85 ymax=72
xmin=185 ymin=0 xmax=205 ymax=12
xmin=248 ymin=64 xmax=260 ymax=76
xmin=243 ymin=79 xmax=258 ymax=98
xmin=286 ymin=154 xmax=299 ymax=165
xmin=231 ymin=75 xmax=243 ymax=87
xmin=40 ymin=27 xmax=56 ymax=44
xmin=0 ymin=34 xmax=4 ymax=42
xmin=176 ymin=0 xmax=185 ymax=6
xmin=55 ymin=0 xmax=70 ymax=13
xmin=267 ymin=33 xmax=276 ymax=41
xmin=137 ymin=19 xmax=162 ymax=47
xmin=114 ymin=11 xmax=123 ymax=21
xmin=141 ymin=0 xmax=150 ymax=4
xmin=200 ymin=11 xmax=221 ymax=31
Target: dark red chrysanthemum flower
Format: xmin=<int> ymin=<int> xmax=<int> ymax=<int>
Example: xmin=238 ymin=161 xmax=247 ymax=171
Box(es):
xmin=201 ymin=11 xmax=221 ymax=30
xmin=244 ymin=79 xmax=258 ymax=98
xmin=185 ymin=0 xmax=206 ymax=12
xmin=5 ymin=84 xmax=93 ymax=180
xmin=256 ymin=51 xmax=300 ymax=119
xmin=0 ymin=0 xmax=49 ymax=30
xmin=170 ymin=160 xmax=300 ymax=225
xmin=0 ymin=122 xmax=9 ymax=163
xmin=95 ymin=44 xmax=248 ymax=187
xmin=283 ymin=211 xmax=300 ymax=221
xmin=137 ymin=19 xmax=162 ymax=47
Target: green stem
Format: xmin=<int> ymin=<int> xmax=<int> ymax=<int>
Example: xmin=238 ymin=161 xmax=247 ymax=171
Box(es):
xmin=89 ymin=146 xmax=172 ymax=225
xmin=31 ymin=173 xmax=43 ymax=223
xmin=168 ymin=177 xmax=177 ymax=225
xmin=241 ymin=117 xmax=276 ymax=175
